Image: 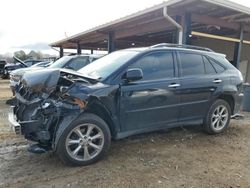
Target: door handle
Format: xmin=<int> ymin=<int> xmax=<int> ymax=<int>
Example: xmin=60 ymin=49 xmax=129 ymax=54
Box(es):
xmin=168 ymin=83 xmax=180 ymax=88
xmin=213 ymin=79 xmax=222 ymax=83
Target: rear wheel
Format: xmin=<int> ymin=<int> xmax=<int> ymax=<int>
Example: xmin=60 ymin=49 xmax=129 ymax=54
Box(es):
xmin=56 ymin=113 xmax=111 ymax=166
xmin=204 ymin=99 xmax=231 ymax=134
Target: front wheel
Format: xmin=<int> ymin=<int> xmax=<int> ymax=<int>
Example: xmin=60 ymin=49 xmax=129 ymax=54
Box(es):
xmin=56 ymin=113 xmax=111 ymax=166
xmin=204 ymin=99 xmax=231 ymax=134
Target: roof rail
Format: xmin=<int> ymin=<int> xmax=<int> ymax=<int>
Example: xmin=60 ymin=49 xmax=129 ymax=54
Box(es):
xmin=150 ymin=43 xmax=214 ymax=52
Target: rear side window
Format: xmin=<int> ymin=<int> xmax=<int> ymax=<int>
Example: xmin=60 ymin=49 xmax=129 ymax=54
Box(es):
xmin=208 ymin=58 xmax=225 ymax=73
xmin=203 ymin=56 xmax=216 ymax=74
xmin=129 ymin=51 xmax=174 ymax=81
xmin=179 ymin=52 xmax=205 ymax=76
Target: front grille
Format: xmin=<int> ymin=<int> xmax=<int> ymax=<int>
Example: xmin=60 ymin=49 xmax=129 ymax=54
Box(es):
xmin=16 ymin=83 xmax=32 ymax=101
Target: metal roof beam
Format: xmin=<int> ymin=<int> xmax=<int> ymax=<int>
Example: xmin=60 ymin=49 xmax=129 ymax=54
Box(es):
xmin=192 ymin=14 xmax=239 ymax=30
xmin=115 ymin=19 xmax=174 ymax=39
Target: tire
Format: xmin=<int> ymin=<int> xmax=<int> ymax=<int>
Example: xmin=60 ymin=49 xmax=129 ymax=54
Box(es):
xmin=2 ymin=69 xmax=9 ymax=79
xmin=204 ymin=99 xmax=231 ymax=134
xmin=56 ymin=113 xmax=111 ymax=166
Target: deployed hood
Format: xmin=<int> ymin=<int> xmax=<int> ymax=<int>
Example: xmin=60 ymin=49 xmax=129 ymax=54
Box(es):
xmin=13 ymin=56 xmax=28 ymax=67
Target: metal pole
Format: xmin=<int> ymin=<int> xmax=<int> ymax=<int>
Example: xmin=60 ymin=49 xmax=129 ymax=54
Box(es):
xmin=182 ymin=13 xmax=191 ymax=45
xmin=59 ymin=47 xmax=64 ymax=58
xmin=77 ymin=43 xmax=81 ymax=55
xmin=233 ymin=25 xmax=244 ymax=69
xmin=108 ymin=31 xmax=115 ymax=53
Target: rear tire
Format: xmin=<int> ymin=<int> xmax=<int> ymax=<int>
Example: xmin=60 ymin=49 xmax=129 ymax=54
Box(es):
xmin=56 ymin=113 xmax=111 ymax=166
xmin=204 ymin=99 xmax=231 ymax=134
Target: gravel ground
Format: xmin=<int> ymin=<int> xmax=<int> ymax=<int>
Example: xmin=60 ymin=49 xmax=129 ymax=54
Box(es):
xmin=0 ymin=79 xmax=250 ymax=188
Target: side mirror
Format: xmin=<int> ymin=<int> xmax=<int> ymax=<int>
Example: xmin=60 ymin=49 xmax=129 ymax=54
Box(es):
xmin=124 ymin=68 xmax=143 ymax=82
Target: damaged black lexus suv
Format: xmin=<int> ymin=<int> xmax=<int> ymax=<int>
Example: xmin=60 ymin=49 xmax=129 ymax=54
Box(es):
xmin=9 ymin=44 xmax=244 ymax=166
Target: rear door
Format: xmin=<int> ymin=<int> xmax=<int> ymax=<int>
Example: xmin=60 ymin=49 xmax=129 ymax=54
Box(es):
xmin=119 ymin=50 xmax=180 ymax=131
xmin=177 ymin=51 xmax=223 ymax=121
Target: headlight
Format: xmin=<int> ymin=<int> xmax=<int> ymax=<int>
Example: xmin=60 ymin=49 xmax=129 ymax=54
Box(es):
xmin=60 ymin=86 xmax=69 ymax=93
xmin=10 ymin=74 xmax=22 ymax=82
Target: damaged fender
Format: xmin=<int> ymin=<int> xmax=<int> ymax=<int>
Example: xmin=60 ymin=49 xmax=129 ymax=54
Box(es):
xmin=52 ymin=112 xmax=82 ymax=150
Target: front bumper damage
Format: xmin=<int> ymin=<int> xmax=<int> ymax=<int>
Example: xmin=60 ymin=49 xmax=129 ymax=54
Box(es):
xmin=8 ymin=69 xmax=93 ymax=153
xmin=8 ymin=106 xmax=21 ymax=134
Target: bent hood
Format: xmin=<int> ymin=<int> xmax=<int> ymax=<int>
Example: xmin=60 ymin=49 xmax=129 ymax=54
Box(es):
xmin=21 ymin=68 xmax=61 ymax=94
xmin=20 ymin=68 xmax=96 ymax=94
xmin=11 ymin=66 xmax=41 ymax=76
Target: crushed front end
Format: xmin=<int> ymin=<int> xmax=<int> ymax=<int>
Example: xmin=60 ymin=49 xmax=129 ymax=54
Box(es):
xmin=8 ymin=69 xmax=93 ymax=153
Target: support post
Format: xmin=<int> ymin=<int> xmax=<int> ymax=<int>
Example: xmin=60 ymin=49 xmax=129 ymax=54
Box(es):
xmin=59 ymin=46 xmax=63 ymax=58
xmin=181 ymin=13 xmax=191 ymax=45
xmin=91 ymin=49 xmax=93 ymax=54
xmin=77 ymin=42 xmax=81 ymax=55
xmin=108 ymin=31 xmax=115 ymax=53
xmin=175 ymin=16 xmax=181 ymax=44
xmin=233 ymin=25 xmax=244 ymax=69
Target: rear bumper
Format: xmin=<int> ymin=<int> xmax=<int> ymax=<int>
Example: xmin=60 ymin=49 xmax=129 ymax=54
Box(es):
xmin=233 ymin=92 xmax=244 ymax=115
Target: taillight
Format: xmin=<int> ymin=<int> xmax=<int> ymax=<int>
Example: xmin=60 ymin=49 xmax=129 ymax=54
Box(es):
xmin=237 ymin=70 xmax=243 ymax=82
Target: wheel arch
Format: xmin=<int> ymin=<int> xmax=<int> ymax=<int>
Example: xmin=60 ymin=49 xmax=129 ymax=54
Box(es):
xmin=85 ymin=97 xmax=117 ymax=138
xmin=217 ymin=94 xmax=234 ymax=114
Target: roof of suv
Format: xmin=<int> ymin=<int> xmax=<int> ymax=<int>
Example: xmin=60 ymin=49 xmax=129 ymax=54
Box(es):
xmin=125 ymin=43 xmax=226 ymax=57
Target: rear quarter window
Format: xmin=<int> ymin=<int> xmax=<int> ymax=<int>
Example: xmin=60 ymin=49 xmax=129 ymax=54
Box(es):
xmin=207 ymin=57 xmax=226 ymax=73
xmin=203 ymin=56 xmax=216 ymax=74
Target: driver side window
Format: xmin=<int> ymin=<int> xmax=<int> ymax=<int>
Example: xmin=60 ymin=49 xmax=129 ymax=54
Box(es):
xmin=128 ymin=51 xmax=174 ymax=81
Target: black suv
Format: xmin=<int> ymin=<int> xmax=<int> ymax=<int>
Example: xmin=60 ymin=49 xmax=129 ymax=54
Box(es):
xmin=9 ymin=44 xmax=244 ymax=166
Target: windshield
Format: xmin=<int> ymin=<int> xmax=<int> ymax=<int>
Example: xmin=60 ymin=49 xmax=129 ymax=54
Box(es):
xmin=78 ymin=50 xmax=139 ymax=80
xmin=49 ymin=56 xmax=72 ymax=68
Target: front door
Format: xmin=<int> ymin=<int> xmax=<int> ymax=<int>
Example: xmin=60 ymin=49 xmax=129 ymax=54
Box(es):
xmin=119 ymin=51 xmax=180 ymax=132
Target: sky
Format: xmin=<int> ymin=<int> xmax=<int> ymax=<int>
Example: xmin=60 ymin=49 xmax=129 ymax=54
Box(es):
xmin=0 ymin=0 xmax=250 ymax=55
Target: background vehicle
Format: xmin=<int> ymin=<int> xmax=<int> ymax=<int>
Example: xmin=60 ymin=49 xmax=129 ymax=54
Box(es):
xmin=0 ymin=60 xmax=6 ymax=78
xmin=9 ymin=54 xmax=103 ymax=94
xmin=9 ymin=44 xmax=244 ymax=166
xmin=30 ymin=61 xmax=52 ymax=68
xmin=2 ymin=57 xmax=43 ymax=79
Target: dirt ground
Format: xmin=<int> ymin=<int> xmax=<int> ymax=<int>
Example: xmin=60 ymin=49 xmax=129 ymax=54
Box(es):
xmin=0 ymin=79 xmax=250 ymax=188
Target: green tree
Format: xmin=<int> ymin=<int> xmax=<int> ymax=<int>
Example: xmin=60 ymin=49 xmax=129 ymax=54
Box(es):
xmin=14 ymin=50 xmax=27 ymax=61
xmin=28 ymin=50 xmax=43 ymax=59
